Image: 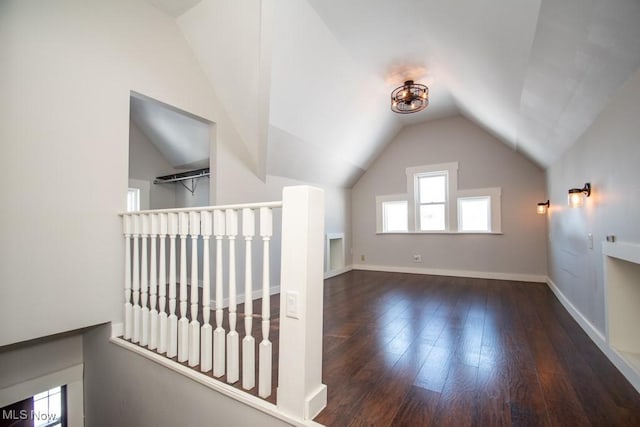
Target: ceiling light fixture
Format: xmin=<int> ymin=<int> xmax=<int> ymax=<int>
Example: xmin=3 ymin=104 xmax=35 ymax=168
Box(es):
xmin=391 ymin=80 xmax=429 ymax=114
xmin=568 ymin=183 xmax=591 ymax=208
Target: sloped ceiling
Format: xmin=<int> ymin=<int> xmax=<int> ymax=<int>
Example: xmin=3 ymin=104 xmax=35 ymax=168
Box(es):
xmin=130 ymin=94 xmax=210 ymax=169
xmin=148 ymin=0 xmax=640 ymax=188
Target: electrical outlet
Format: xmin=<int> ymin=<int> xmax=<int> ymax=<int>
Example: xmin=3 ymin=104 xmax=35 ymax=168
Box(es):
xmin=413 ymin=254 xmax=422 ymax=263
xmin=360 ymin=254 xmax=365 ymax=261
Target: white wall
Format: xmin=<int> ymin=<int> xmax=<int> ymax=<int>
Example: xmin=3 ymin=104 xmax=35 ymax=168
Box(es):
xmin=214 ymin=135 xmax=353 ymax=276
xmin=351 ymin=116 xmax=547 ymax=278
xmin=129 ymin=121 xmax=178 ymax=210
xmin=546 ymin=68 xmax=640 ymax=334
xmin=0 ymin=0 xmax=244 ymax=347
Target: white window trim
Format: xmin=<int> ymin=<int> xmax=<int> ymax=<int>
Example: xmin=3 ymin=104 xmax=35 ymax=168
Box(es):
xmin=457 ymin=187 xmax=502 ymax=233
xmin=376 ymin=194 xmax=409 ymax=233
xmin=128 ymin=179 xmax=150 ymax=211
xmin=406 ymin=162 xmax=458 ymax=232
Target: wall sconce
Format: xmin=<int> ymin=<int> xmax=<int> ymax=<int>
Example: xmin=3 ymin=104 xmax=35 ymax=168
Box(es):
xmin=537 ymin=200 xmax=550 ymax=214
xmin=568 ymin=183 xmax=591 ymax=208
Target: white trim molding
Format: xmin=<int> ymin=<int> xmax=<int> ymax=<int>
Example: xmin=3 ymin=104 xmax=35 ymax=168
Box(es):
xmin=353 ymin=264 xmax=546 ymax=283
xmin=546 ymin=277 xmax=640 ymax=394
xmin=324 ymin=265 xmax=353 ymax=279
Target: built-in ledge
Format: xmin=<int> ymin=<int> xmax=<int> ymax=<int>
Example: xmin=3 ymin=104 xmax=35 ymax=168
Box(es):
xmin=603 ymin=241 xmax=640 ymax=387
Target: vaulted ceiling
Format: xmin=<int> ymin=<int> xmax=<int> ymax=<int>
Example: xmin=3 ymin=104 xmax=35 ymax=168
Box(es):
xmin=145 ymin=0 xmax=640 ymax=188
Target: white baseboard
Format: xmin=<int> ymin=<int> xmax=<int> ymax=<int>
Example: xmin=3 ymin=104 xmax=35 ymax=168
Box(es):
xmin=210 ymin=285 xmax=280 ymax=309
xmin=546 ymin=277 xmax=640 ymax=394
xmin=324 ymin=265 xmax=353 ymax=279
xmin=353 ymin=263 xmax=546 ymax=283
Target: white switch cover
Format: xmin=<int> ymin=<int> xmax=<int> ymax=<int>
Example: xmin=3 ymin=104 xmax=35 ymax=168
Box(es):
xmin=588 ymin=233 xmax=594 ymax=249
xmin=286 ymin=291 xmax=300 ymax=319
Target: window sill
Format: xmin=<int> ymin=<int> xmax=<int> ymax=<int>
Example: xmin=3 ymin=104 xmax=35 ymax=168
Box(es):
xmin=376 ymin=231 xmax=503 ymax=235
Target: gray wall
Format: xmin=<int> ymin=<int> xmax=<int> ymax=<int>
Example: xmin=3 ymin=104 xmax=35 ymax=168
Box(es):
xmin=83 ymin=325 xmax=292 ymax=427
xmin=546 ymin=68 xmax=640 ymax=334
xmin=352 ymin=115 xmax=548 ymax=277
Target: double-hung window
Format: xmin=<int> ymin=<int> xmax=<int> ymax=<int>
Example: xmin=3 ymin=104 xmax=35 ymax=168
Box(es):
xmin=417 ymin=172 xmax=447 ymax=231
xmin=407 ymin=162 xmax=458 ymax=232
xmin=377 ymin=161 xmax=501 ymax=234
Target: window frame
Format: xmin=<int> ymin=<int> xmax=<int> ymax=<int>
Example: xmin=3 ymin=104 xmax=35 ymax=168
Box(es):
xmin=406 ymin=162 xmax=458 ymax=233
xmin=376 ymin=194 xmax=409 ymax=233
xmin=457 ymin=187 xmax=502 ymax=233
xmin=415 ymin=171 xmax=448 ymax=232
xmin=376 ymin=162 xmax=502 ymax=235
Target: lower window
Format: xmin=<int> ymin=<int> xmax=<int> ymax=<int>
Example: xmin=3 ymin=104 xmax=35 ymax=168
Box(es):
xmin=458 ymin=196 xmax=491 ymax=232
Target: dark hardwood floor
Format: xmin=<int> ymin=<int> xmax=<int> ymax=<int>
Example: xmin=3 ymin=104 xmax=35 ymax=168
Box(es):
xmin=314 ymin=270 xmax=640 ymax=426
xmin=126 ymin=271 xmax=640 ymax=426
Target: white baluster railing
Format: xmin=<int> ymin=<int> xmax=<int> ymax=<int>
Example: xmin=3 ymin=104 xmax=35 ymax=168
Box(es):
xmin=124 ymin=216 xmax=132 ymax=340
xmin=132 ymin=215 xmax=140 ymax=344
xmin=140 ymin=215 xmax=150 ymax=347
xmin=119 ymin=186 xmax=326 ymax=422
xmin=149 ymin=214 xmax=159 ymax=350
xmin=226 ymin=209 xmax=239 ymax=384
xmin=158 ymin=213 xmax=168 ymax=354
xmin=178 ymin=212 xmax=189 ymax=362
xmin=242 ymin=208 xmax=255 ymax=391
xmin=213 ymin=210 xmax=225 ymax=377
xmin=167 ymin=213 xmax=178 ymax=358
xmin=200 ymin=211 xmax=213 ymax=373
xmin=259 ymin=207 xmax=272 ymax=399
xmin=188 ymin=211 xmax=200 ymax=367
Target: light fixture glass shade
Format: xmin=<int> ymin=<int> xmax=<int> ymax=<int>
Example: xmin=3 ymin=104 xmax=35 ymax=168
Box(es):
xmin=568 ymin=190 xmax=584 ymax=208
xmin=568 ymin=183 xmax=591 ymax=208
xmin=537 ymin=200 xmax=550 ymax=214
xmin=391 ymin=80 xmax=429 ymax=114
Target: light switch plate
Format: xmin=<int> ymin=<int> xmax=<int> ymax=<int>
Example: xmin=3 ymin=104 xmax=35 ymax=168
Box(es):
xmin=286 ymin=291 xmax=300 ymax=319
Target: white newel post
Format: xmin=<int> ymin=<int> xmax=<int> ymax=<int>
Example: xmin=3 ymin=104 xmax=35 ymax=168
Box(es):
xmin=188 ymin=211 xmax=201 ymax=367
xmin=178 ymin=212 xmax=190 ymax=362
xmin=149 ymin=214 xmax=159 ymax=350
xmin=201 ymin=211 xmax=213 ymax=373
xmin=123 ymin=215 xmax=133 ymax=340
xmin=226 ymin=209 xmax=240 ymax=384
xmin=242 ymin=208 xmax=256 ymax=391
xmin=213 ymin=210 xmax=226 ymax=377
xmin=167 ymin=212 xmax=179 ymax=358
xmin=277 ymin=186 xmax=327 ymax=420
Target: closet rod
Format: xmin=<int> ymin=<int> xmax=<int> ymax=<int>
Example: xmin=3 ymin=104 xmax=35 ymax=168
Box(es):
xmin=153 ymin=168 xmax=210 ymax=184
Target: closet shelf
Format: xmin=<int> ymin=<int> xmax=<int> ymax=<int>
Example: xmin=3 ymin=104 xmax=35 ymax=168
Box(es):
xmin=154 ymin=167 xmax=209 ymax=194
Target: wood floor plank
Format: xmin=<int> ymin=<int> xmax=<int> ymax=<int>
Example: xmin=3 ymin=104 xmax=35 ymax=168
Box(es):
xmin=135 ymin=272 xmax=640 ymax=426
xmin=390 ymin=385 xmax=441 ymax=427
